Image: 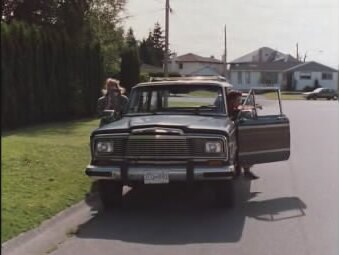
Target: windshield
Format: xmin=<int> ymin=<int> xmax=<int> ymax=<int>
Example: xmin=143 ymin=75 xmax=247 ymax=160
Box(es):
xmin=127 ymin=84 xmax=226 ymax=115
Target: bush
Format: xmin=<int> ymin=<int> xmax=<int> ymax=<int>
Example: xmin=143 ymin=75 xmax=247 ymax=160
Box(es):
xmin=148 ymin=72 xmax=181 ymax=77
xmin=140 ymin=73 xmax=150 ymax=82
xmin=1 ymin=21 xmax=103 ymax=130
xmin=303 ymin=86 xmax=314 ymax=92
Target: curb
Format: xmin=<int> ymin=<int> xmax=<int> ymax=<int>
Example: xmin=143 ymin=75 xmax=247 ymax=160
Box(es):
xmin=2 ymin=193 xmax=102 ymax=255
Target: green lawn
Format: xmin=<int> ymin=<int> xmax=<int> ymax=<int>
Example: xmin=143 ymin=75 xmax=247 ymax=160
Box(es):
xmin=263 ymin=91 xmax=305 ymax=100
xmin=1 ymin=119 xmax=99 ymax=243
xmin=189 ymin=91 xmax=216 ymax=97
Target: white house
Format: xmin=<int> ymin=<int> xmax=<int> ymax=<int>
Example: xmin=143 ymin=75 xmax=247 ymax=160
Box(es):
xmin=229 ymin=47 xmax=299 ymax=91
xmin=168 ymin=53 xmax=224 ymax=76
xmin=284 ymin=62 xmax=338 ymax=91
xmin=229 ymin=47 xmax=338 ymax=91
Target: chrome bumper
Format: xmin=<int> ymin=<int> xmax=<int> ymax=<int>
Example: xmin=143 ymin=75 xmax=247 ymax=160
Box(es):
xmin=85 ymin=164 xmax=235 ymax=182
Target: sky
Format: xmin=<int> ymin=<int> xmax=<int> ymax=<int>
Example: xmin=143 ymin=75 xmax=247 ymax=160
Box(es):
xmin=124 ymin=0 xmax=339 ymax=68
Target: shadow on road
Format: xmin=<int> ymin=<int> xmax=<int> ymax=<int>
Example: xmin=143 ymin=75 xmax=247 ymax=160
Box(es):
xmin=79 ymin=179 xmax=306 ymax=245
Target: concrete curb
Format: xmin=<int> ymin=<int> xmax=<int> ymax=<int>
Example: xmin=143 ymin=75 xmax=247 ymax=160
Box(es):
xmin=2 ymin=193 xmax=102 ymax=255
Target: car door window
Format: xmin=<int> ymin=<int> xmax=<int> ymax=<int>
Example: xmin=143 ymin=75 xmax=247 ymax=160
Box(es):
xmin=240 ymin=88 xmax=282 ymax=118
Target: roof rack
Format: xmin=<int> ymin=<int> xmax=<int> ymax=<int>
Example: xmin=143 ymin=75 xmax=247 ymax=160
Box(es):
xmin=149 ymin=76 xmax=228 ymax=82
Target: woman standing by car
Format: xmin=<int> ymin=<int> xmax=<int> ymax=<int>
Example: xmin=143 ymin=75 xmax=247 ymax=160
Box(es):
xmin=97 ymin=78 xmax=128 ymax=126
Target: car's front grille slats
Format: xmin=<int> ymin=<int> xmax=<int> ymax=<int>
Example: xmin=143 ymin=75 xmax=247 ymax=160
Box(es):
xmin=94 ymin=135 xmax=227 ymax=159
xmin=127 ymin=137 xmax=189 ymax=158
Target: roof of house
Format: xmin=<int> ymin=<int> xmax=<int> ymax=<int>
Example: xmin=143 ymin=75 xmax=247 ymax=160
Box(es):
xmin=188 ymin=66 xmax=222 ymax=76
xmin=284 ymin=61 xmax=338 ymax=73
xmin=230 ymin=47 xmax=299 ymax=64
xmin=173 ymin=53 xmax=223 ymax=64
xmin=230 ymin=62 xmax=299 ymax=72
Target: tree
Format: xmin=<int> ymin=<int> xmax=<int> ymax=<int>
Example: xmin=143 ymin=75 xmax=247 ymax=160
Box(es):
xmin=120 ymin=29 xmax=140 ymax=94
xmin=87 ymin=0 xmax=127 ymax=76
xmin=138 ymin=23 xmax=166 ymax=67
xmin=126 ymin=27 xmax=137 ymax=47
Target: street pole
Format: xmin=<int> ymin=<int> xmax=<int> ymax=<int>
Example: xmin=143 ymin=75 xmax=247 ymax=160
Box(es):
xmin=164 ymin=0 xmax=170 ymax=77
xmin=223 ymin=24 xmax=227 ymax=78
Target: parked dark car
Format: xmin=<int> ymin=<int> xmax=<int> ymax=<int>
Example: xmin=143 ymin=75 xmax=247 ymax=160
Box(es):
xmin=303 ymin=88 xmax=338 ymax=100
xmin=85 ymin=77 xmax=291 ymax=209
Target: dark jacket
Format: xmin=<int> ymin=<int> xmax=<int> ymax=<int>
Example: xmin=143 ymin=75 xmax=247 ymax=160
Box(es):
xmin=97 ymin=94 xmax=129 ymax=117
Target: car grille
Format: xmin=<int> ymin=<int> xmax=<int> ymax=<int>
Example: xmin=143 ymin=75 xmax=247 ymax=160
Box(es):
xmin=94 ymin=135 xmax=227 ymax=159
xmin=126 ymin=136 xmax=190 ymax=158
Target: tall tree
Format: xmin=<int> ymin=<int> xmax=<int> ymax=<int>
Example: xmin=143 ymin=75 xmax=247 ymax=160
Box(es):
xmin=138 ymin=23 xmax=166 ymax=67
xmin=126 ymin=27 xmax=137 ymax=47
xmin=120 ymin=29 xmax=140 ymax=93
xmin=87 ymin=0 xmax=127 ymax=76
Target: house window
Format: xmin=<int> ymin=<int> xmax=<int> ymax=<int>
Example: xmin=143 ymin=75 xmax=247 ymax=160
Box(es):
xmin=178 ymin=63 xmax=183 ymax=69
xmin=300 ymin=72 xmax=311 ymax=80
xmin=245 ymin=72 xmax=251 ymax=84
xmin=322 ymin=72 xmax=333 ymax=80
xmin=261 ymin=72 xmax=278 ymax=85
xmin=237 ymin=71 xmax=242 ymax=84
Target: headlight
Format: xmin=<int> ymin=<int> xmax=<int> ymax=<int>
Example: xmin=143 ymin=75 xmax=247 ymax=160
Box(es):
xmin=96 ymin=141 xmax=114 ymax=154
xmin=205 ymin=141 xmax=222 ymax=153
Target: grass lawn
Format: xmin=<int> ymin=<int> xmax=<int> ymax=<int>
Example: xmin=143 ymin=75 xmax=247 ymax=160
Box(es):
xmin=263 ymin=91 xmax=305 ymax=100
xmin=168 ymin=101 xmax=206 ymax=107
xmin=1 ymin=119 xmax=99 ymax=243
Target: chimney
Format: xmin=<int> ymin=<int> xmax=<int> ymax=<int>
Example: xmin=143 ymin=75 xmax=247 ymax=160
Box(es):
xmin=210 ymin=55 xmax=215 ymax=59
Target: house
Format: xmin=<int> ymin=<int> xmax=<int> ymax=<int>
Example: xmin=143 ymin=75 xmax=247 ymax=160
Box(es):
xmin=283 ymin=61 xmax=338 ymax=91
xmin=168 ymin=53 xmax=224 ymax=76
xmin=229 ymin=47 xmax=299 ymax=91
xmin=140 ymin=63 xmax=163 ymax=74
xmin=229 ymin=47 xmax=338 ymax=91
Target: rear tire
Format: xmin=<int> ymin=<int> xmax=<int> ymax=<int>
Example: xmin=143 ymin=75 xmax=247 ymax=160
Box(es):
xmin=98 ymin=180 xmax=123 ymax=209
xmin=214 ymin=180 xmax=235 ymax=208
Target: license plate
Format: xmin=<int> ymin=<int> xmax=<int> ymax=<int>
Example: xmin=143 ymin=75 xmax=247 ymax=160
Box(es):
xmin=144 ymin=171 xmax=169 ymax=184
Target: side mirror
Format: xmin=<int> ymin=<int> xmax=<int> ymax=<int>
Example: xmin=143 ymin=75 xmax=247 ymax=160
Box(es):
xmin=240 ymin=108 xmax=256 ymax=119
xmin=101 ymin=110 xmax=119 ymax=124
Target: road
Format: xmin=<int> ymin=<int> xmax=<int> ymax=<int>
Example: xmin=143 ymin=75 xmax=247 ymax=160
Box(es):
xmin=51 ymin=100 xmax=338 ymax=255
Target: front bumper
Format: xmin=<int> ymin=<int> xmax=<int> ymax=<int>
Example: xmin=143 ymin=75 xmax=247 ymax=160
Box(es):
xmin=85 ymin=164 xmax=235 ymax=183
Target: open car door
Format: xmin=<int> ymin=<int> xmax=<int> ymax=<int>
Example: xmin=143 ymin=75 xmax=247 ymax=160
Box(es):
xmin=237 ymin=88 xmax=290 ymax=165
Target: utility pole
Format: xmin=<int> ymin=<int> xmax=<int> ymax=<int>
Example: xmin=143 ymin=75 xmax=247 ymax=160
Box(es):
xmin=296 ymin=43 xmax=299 ymax=62
xmin=164 ymin=0 xmax=170 ymax=77
xmin=223 ymin=25 xmax=227 ymax=78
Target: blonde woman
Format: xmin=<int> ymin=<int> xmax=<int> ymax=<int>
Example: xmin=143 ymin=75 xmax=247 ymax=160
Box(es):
xmin=97 ymin=78 xmax=128 ymax=125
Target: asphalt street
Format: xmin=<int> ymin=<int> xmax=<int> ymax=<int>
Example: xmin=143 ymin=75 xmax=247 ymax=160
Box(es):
xmin=51 ymin=100 xmax=339 ymax=255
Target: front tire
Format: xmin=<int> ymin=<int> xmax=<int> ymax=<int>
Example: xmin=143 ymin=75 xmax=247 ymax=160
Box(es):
xmin=98 ymin=180 xmax=123 ymax=209
xmin=333 ymin=96 xmax=338 ymax=100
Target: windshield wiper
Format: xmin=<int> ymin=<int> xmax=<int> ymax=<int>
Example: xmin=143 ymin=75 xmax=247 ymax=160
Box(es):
xmin=194 ymin=105 xmax=217 ymax=114
xmin=124 ymin=112 xmax=158 ymax=116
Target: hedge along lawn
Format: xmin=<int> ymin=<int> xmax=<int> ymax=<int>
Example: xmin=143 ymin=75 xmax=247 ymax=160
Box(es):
xmin=1 ymin=119 xmax=99 ymax=243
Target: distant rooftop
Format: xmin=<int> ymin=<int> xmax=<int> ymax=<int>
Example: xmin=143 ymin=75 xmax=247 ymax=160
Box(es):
xmin=230 ymin=47 xmax=299 ymax=64
xmin=172 ymin=53 xmax=223 ymax=64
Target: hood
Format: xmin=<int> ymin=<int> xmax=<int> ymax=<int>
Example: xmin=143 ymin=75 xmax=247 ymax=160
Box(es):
xmin=93 ymin=114 xmax=234 ymax=135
